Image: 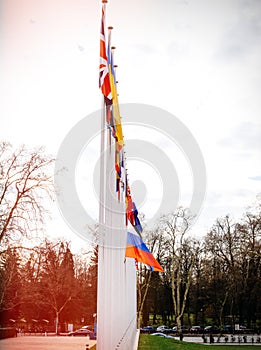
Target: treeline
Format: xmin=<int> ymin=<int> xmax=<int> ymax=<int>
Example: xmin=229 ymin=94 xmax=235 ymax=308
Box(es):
xmin=0 ymin=239 xmax=97 ymax=333
xmin=1 ymin=205 xmax=259 ymax=334
xmin=138 ymin=205 xmax=261 ymax=332
xmin=0 ymin=142 xmax=260 ymax=333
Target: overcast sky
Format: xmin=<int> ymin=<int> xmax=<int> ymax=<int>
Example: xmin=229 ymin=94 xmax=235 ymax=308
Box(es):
xmin=1 ymin=0 xmax=261 ymax=250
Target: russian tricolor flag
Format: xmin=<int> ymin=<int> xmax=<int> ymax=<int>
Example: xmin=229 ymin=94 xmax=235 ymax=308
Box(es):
xmin=125 ymin=232 xmax=164 ymax=272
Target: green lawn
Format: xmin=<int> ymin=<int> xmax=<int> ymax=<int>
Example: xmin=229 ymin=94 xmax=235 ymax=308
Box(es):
xmin=138 ymin=334 xmax=261 ymax=350
xmin=90 ymin=335 xmax=261 ymax=350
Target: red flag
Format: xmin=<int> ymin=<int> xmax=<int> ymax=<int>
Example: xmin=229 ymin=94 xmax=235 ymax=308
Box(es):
xmin=99 ymin=4 xmax=112 ymax=100
xmin=126 ymin=185 xmax=143 ymax=235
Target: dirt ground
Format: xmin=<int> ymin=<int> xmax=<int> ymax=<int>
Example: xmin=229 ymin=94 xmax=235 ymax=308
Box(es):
xmin=0 ymin=335 xmax=96 ymax=350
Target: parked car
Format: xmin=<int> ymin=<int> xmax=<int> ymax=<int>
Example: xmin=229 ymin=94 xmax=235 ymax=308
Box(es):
xmin=68 ymin=328 xmax=96 ymax=339
xmin=204 ymin=325 xmax=220 ymax=334
xmin=151 ymin=332 xmax=174 ymax=339
xmin=237 ymin=325 xmax=255 ymax=334
xmin=81 ymin=325 xmax=93 ymax=331
xmin=222 ymin=325 xmax=233 ymax=334
xmin=190 ymin=325 xmax=203 ymax=333
xmin=140 ymin=326 xmax=156 ymax=334
xmin=156 ymin=325 xmax=173 ymax=334
xmin=172 ymin=326 xmax=189 ymax=333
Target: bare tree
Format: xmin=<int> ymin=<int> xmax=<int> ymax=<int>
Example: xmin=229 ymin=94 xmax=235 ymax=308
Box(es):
xmin=39 ymin=240 xmax=75 ymax=334
xmin=204 ymin=215 xmax=242 ymax=328
xmin=0 ymin=141 xmax=54 ymax=247
xmin=235 ymin=209 xmax=261 ymax=327
xmin=136 ymin=228 xmax=165 ymax=328
xmin=159 ymin=207 xmax=198 ymax=333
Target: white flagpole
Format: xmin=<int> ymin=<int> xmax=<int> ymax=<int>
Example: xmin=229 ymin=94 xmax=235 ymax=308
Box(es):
xmin=97 ymin=97 xmax=106 ymax=350
xmin=99 ymin=98 xmax=106 ymax=232
xmin=97 ymin=2 xmax=138 ymax=348
xmin=97 ymin=2 xmax=107 ymax=347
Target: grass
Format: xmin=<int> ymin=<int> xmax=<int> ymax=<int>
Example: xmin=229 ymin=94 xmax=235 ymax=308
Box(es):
xmin=89 ymin=334 xmax=261 ymax=350
xmin=137 ymin=334 xmax=261 ymax=350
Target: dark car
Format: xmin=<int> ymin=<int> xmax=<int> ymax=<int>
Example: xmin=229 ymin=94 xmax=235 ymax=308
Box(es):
xmin=140 ymin=326 xmax=156 ymax=334
xmin=222 ymin=325 xmax=233 ymax=334
xmin=173 ymin=326 xmax=189 ymax=333
xmin=190 ymin=325 xmax=203 ymax=333
xmin=238 ymin=325 xmax=247 ymax=333
xmin=204 ymin=325 xmax=220 ymax=334
xmin=68 ymin=328 xmax=96 ymax=339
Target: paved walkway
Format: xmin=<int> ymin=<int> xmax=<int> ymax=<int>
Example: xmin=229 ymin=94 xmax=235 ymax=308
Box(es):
xmin=0 ymin=335 xmax=96 ymax=350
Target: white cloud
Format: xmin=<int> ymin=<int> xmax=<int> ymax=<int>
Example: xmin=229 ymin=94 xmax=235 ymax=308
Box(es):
xmin=249 ymin=175 xmax=261 ymax=181
xmin=219 ymin=122 xmax=261 ymax=151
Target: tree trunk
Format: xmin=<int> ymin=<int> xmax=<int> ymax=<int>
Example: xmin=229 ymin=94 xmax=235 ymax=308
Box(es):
xmin=176 ymin=315 xmax=182 ymax=333
xmin=219 ymin=291 xmax=228 ymax=331
xmin=55 ymin=312 xmax=59 ymax=335
xmin=137 ymin=271 xmax=151 ymax=328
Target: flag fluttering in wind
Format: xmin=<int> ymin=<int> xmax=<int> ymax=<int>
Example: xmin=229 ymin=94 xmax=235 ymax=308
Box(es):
xmin=126 ymin=185 xmax=143 ymax=235
xmin=107 ymin=33 xmax=123 ymax=147
xmin=125 ymin=232 xmax=164 ymax=272
xmin=99 ymin=3 xmax=112 ymax=101
xmin=97 ymin=3 xmax=145 ymax=349
xmin=99 ymin=1 xmax=143 ymax=232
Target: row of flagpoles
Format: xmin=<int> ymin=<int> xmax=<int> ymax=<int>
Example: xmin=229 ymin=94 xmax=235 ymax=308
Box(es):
xmin=97 ymin=2 xmax=139 ymax=348
xmin=97 ymin=1 xmax=164 ymax=349
xmin=99 ymin=1 xmax=144 ymax=237
xmin=99 ymin=1 xmax=164 ymax=273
